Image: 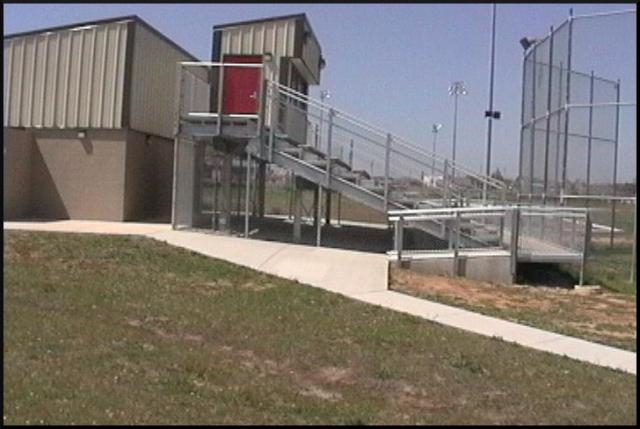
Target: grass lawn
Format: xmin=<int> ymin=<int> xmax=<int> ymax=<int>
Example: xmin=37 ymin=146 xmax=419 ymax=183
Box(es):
xmin=3 ymin=231 xmax=637 ymax=425
xmin=569 ymin=201 xmax=636 ymax=295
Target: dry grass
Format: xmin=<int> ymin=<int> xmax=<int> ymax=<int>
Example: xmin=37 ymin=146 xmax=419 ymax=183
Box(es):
xmin=390 ymin=267 xmax=636 ymax=351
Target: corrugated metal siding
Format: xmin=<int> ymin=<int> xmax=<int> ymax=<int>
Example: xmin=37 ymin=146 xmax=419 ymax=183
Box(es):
xmin=129 ymin=23 xmax=193 ymax=139
xmin=3 ymin=21 xmax=128 ymax=129
xmin=219 ymin=18 xmax=296 ymax=82
xmin=300 ymin=21 xmax=322 ymax=84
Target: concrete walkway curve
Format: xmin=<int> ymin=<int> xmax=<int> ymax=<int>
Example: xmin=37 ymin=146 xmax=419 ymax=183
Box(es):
xmin=4 ymin=220 xmax=636 ymax=375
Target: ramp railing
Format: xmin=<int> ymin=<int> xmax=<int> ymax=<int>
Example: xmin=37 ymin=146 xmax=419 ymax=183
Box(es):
xmin=388 ymin=205 xmax=592 ymax=284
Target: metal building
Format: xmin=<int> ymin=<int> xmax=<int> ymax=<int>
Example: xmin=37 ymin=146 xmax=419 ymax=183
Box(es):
xmin=3 ymin=15 xmax=197 ymax=221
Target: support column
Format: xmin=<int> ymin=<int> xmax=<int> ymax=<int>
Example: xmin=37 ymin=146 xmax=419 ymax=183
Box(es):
xmin=316 ymin=184 xmax=323 ymax=247
xmin=292 ymin=178 xmax=302 ymax=243
xmin=610 ymin=81 xmax=621 ymax=248
xmin=325 ymin=190 xmax=332 ymax=225
xmin=219 ymin=150 xmax=233 ymax=233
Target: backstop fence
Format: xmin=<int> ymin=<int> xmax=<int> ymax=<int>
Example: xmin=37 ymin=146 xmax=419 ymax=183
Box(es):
xmin=518 ymin=8 xmax=636 ymax=203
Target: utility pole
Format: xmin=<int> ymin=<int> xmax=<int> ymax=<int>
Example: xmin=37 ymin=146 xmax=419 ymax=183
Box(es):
xmin=484 ymin=4 xmax=501 ymax=205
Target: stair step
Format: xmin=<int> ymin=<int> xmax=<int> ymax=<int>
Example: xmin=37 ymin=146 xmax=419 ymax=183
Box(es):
xmin=309 ymin=159 xmax=328 ymax=167
xmin=363 ymin=185 xmax=385 ymax=194
xmin=281 ymin=147 xmax=303 ymax=157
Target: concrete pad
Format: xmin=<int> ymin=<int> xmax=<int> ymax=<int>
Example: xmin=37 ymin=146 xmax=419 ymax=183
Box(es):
xmin=4 ymin=220 xmax=171 ymax=235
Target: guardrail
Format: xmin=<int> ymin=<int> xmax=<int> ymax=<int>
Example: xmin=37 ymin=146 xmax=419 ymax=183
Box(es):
xmin=388 ymin=205 xmax=592 ymax=284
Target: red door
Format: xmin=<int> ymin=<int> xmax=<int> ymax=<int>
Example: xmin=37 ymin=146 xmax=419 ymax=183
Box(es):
xmin=222 ymin=55 xmax=262 ymax=114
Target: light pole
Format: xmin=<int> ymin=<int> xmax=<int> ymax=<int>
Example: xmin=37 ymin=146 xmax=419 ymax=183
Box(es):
xmin=431 ymin=123 xmax=442 ymax=178
xmin=484 ymin=4 xmax=501 ymax=205
xmin=449 ymin=81 xmax=468 ymax=181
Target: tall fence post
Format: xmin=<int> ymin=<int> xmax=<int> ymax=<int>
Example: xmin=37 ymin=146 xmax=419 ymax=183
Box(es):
xmin=542 ymin=26 xmax=554 ymax=205
xmin=561 ymin=9 xmax=574 ymax=196
xmin=585 ymin=70 xmax=595 ymax=202
xmin=384 ymin=133 xmax=392 ymax=212
xmin=630 ymin=199 xmax=637 ymax=283
xmin=529 ymin=47 xmax=537 ymax=196
xmin=610 ymin=80 xmax=621 ymax=248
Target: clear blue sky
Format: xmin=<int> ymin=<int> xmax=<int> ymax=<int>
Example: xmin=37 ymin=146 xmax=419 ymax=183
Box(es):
xmin=4 ymin=3 xmax=636 ymax=181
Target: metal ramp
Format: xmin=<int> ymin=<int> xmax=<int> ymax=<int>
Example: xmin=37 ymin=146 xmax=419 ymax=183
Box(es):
xmin=388 ymin=205 xmax=591 ymax=284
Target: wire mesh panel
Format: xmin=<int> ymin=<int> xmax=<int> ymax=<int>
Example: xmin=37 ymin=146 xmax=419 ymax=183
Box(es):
xmin=519 ymin=9 xmax=634 ymax=203
xmin=517 ymin=207 xmax=588 ymax=256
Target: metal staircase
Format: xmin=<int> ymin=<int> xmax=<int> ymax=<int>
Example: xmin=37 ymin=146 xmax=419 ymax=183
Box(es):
xmin=173 ymin=61 xmax=592 ymax=284
xmin=174 ymin=61 xmax=510 ymax=246
xmin=258 ymin=80 xmax=507 ymax=245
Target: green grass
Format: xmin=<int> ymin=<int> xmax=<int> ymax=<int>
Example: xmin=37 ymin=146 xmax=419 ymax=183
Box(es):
xmin=582 ymin=243 xmax=636 ymax=295
xmin=560 ymin=201 xmax=636 ymax=295
xmin=3 ymin=231 xmax=637 ymax=425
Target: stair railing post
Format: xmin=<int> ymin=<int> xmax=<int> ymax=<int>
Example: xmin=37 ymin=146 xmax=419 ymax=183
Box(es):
xmin=349 ymin=139 xmax=354 ymax=169
xmin=217 ymin=63 xmax=225 ymax=136
xmin=384 ymin=133 xmax=392 ymax=212
xmin=326 ymin=109 xmax=335 ymax=188
xmin=395 ymin=216 xmax=404 ymax=263
xmin=244 ymin=149 xmax=251 ymax=238
xmin=443 ymin=160 xmax=449 ymax=207
xmin=268 ymin=82 xmax=278 ymax=163
xmin=453 ymin=211 xmax=461 ymax=275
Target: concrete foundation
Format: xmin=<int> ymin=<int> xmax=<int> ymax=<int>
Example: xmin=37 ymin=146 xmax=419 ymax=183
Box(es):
xmin=397 ymin=253 xmax=515 ymax=285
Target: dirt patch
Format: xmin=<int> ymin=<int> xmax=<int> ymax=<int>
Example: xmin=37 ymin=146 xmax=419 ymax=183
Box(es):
xmin=390 ymin=267 xmax=636 ymax=350
xmin=309 ymin=366 xmax=355 ymax=386
xmin=299 ymin=385 xmax=343 ymax=401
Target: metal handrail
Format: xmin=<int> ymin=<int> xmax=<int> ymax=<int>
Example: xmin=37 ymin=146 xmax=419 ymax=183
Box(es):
xmin=269 ymin=80 xmax=506 ymax=191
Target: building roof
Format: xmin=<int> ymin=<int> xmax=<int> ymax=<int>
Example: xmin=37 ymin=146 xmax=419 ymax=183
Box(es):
xmin=3 ymin=14 xmax=199 ymax=61
xmin=212 ymin=13 xmax=307 ymax=30
xmin=212 ymin=13 xmax=319 ymax=45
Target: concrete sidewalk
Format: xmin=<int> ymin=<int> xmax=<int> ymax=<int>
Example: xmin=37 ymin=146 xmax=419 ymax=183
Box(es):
xmin=4 ymin=220 xmax=172 ymax=235
xmin=4 ymin=220 xmax=636 ymax=375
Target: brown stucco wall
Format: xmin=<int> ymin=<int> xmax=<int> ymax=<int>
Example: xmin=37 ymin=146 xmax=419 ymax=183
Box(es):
xmin=4 ymin=128 xmax=174 ymax=222
xmin=30 ymin=129 xmax=128 ymax=221
xmin=3 ymin=128 xmax=34 ymax=220
xmin=123 ymin=130 xmax=174 ymax=221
